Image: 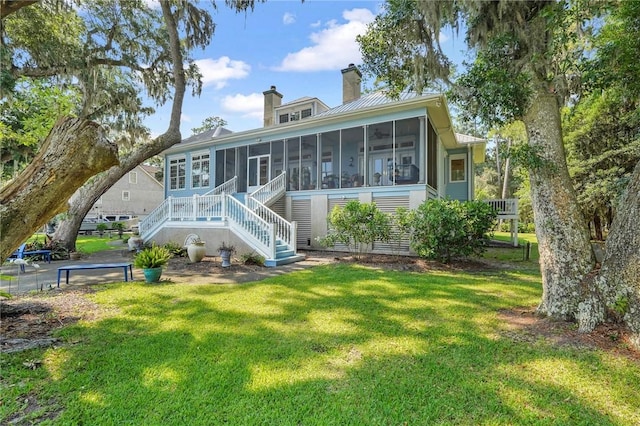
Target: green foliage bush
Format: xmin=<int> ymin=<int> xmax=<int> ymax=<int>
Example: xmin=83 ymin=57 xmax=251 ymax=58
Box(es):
xmin=112 ymin=222 xmax=125 ymax=238
xmin=389 ymin=207 xmax=413 ymax=255
xmin=410 ymin=199 xmax=497 ymax=263
xmin=133 ymin=244 xmax=172 ymax=269
xmin=318 ymin=200 xmax=391 ymax=258
xmin=240 ymin=252 xmax=265 ymax=266
xmin=25 ymin=239 xmax=67 ymax=261
xmin=163 ymin=241 xmax=186 ymax=258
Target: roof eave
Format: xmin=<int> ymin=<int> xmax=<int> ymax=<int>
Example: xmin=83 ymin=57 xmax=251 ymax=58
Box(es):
xmin=163 ymin=93 xmax=452 ymax=155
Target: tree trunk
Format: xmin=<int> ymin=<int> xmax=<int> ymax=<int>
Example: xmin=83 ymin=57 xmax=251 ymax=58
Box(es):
xmin=593 ymin=213 xmax=603 ymax=241
xmin=0 ymin=116 xmax=118 ymax=262
xmin=54 ymin=142 xmax=180 ymax=251
xmin=54 ymin=0 xmax=186 ymax=251
xmin=524 ymin=91 xmax=595 ymax=320
xmin=590 ymin=160 xmax=640 ymax=349
xmin=501 ymin=138 xmax=511 ymax=199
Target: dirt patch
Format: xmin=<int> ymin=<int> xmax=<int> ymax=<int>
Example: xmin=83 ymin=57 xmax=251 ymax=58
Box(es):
xmin=498 ymin=306 xmax=640 ymax=363
xmin=1 ymin=287 xmax=107 ymax=353
xmin=2 ymin=251 xmax=637 ymax=364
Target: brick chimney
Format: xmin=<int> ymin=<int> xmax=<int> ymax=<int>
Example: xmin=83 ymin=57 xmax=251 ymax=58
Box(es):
xmin=263 ymin=85 xmax=283 ymax=127
xmin=341 ymin=64 xmax=362 ymax=104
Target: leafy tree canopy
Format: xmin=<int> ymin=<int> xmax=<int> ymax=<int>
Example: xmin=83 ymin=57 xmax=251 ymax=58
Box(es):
xmin=191 ymin=116 xmax=228 ymax=135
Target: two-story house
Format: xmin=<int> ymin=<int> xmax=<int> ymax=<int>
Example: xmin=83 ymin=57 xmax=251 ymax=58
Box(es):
xmin=139 ymin=65 xmax=512 ymax=266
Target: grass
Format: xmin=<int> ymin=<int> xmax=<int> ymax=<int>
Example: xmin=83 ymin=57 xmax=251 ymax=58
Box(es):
xmin=1 ymin=261 xmax=639 ymax=425
xmin=485 ymin=231 xmax=540 ymax=264
xmin=75 ymin=234 xmax=126 ymax=254
xmin=22 ymin=233 xmax=119 ymax=255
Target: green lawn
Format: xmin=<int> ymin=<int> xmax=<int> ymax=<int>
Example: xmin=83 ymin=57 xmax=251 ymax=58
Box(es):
xmin=25 ymin=233 xmax=121 ymax=254
xmin=1 ymin=262 xmax=638 ymax=425
xmin=75 ymin=234 xmax=127 ymax=254
xmin=485 ymin=231 xmax=540 ymax=264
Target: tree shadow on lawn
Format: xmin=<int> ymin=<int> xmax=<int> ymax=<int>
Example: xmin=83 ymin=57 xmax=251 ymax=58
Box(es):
xmin=3 ymin=264 xmax=638 ymax=424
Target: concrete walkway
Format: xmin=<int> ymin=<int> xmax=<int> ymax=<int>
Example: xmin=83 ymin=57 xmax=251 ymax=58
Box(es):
xmin=1 ymin=241 xmax=334 ymax=296
xmin=1 ymin=245 xmax=137 ymax=295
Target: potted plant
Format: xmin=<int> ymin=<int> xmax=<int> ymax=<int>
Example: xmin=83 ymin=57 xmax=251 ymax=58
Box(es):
xmin=218 ymin=242 xmax=235 ymax=268
xmin=133 ymin=244 xmax=172 ymax=283
xmin=187 ymin=237 xmax=207 ymax=263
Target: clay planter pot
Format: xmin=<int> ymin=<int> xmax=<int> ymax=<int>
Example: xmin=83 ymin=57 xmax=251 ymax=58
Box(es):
xmin=187 ymin=243 xmax=206 ymax=263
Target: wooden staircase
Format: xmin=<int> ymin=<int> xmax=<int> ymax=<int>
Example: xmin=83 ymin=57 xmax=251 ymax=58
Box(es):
xmin=139 ymin=174 xmax=303 ymax=267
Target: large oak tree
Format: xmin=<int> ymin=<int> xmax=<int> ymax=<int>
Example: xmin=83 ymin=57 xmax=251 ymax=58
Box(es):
xmin=1 ymin=0 xmax=262 ymax=257
xmin=357 ymin=0 xmax=639 ymax=347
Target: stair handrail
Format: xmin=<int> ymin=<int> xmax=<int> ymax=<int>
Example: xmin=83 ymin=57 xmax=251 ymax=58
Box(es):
xmin=139 ymin=196 xmax=172 ymax=239
xmin=203 ymin=176 xmax=237 ymax=196
xmin=224 ymin=194 xmax=276 ymax=259
xmin=246 ymin=196 xmax=296 ymax=253
xmin=248 ymin=171 xmax=286 ymax=206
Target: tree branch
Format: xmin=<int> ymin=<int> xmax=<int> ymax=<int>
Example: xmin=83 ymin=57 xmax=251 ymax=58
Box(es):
xmin=1 ymin=0 xmax=39 ymax=18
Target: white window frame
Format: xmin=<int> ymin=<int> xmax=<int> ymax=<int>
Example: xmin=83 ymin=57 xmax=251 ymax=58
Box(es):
xmin=449 ymin=154 xmax=467 ymax=183
xmin=122 ymin=190 xmax=130 ymax=201
xmin=169 ymin=155 xmax=186 ymax=190
xmin=128 ymin=171 xmax=138 ymax=184
xmin=191 ymin=151 xmax=210 ymax=189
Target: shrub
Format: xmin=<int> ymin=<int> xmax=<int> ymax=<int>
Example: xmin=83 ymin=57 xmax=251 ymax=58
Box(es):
xmin=410 ymin=199 xmax=497 ymax=263
xmin=112 ymin=222 xmax=125 ymax=238
xmin=26 ymin=239 xmax=67 ymax=261
xmin=389 ymin=206 xmax=413 ymax=255
xmin=318 ymin=200 xmax=391 ymax=258
xmin=163 ymin=241 xmax=186 ymax=257
xmin=96 ymin=223 xmax=108 ymax=235
xmin=240 ymin=252 xmax=265 ymax=266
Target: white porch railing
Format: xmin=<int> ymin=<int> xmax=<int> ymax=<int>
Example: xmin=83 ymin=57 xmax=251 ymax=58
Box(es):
xmin=247 ymin=171 xmax=296 ymax=252
xmin=139 ymin=193 xmax=277 ymax=259
xmin=204 ymin=176 xmax=237 ymax=196
xmin=138 ymin=196 xmax=171 ymax=238
xmin=249 ymin=171 xmax=286 ymax=206
xmin=247 ymin=197 xmax=297 ymax=253
xmin=485 ymin=198 xmax=518 ymax=218
xmin=225 ymin=195 xmax=276 ymax=259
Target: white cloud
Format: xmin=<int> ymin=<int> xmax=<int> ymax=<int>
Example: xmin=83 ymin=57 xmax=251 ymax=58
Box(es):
xmin=274 ymin=8 xmax=376 ymax=72
xmin=439 ymin=32 xmax=449 ymax=43
xmin=181 ymin=113 xmax=192 ymax=123
xmin=194 ymin=57 xmax=251 ymax=89
xmin=283 ymin=12 xmax=296 ymax=25
xmin=221 ymin=93 xmax=263 ymax=120
xmin=310 ymin=20 xmax=321 ymax=28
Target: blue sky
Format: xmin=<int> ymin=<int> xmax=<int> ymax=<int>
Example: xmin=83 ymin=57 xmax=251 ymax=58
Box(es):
xmin=145 ymin=0 xmax=468 ymax=138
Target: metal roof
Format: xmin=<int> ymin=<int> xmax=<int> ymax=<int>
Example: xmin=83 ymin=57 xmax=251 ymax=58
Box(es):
xmin=315 ymin=91 xmax=437 ymax=117
xmin=179 ymin=126 xmax=234 ymax=146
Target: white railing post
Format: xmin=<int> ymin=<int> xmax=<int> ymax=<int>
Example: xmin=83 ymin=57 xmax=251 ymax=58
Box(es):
xmin=221 ymin=192 xmax=227 ymax=222
xmin=291 ymin=221 xmax=297 ymax=252
xmin=270 ymin=224 xmax=277 ymax=260
xmin=192 ymin=194 xmax=198 ymax=220
xmin=168 ymin=196 xmax=173 ymax=220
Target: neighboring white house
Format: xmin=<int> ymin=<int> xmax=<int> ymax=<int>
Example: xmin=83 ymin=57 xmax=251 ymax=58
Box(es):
xmin=139 ymin=65 xmax=515 ymax=266
xmin=87 ymin=164 xmax=164 ymax=222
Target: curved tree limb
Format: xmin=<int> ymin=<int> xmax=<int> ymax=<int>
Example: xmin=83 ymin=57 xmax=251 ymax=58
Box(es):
xmin=0 ymin=116 xmax=118 ymax=261
xmin=52 ymin=0 xmax=188 ymax=250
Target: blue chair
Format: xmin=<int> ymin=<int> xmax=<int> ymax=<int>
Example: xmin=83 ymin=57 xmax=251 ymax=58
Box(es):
xmin=8 ymin=243 xmax=52 ymax=272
